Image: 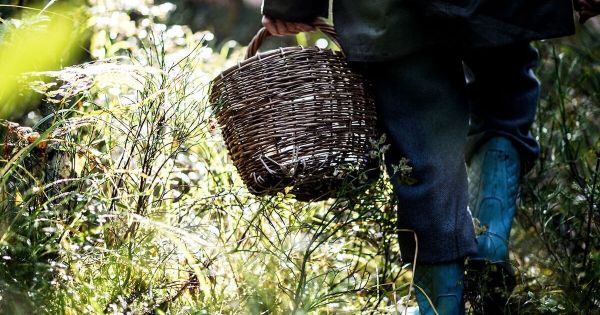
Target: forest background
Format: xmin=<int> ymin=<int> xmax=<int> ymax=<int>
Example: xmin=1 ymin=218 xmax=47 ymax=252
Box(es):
xmin=0 ymin=0 xmax=599 ymax=314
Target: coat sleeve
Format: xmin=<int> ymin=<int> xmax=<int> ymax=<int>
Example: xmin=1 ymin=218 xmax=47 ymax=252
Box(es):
xmin=261 ymin=0 xmax=329 ymax=22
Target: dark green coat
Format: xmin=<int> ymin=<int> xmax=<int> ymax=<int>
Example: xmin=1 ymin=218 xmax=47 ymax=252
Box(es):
xmin=261 ymin=0 xmax=576 ymax=61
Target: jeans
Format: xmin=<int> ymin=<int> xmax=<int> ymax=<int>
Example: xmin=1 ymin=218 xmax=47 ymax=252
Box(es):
xmin=350 ymin=42 xmax=540 ymax=263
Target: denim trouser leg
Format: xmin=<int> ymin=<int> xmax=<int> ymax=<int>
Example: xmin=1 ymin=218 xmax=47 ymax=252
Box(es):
xmin=349 ymin=42 xmax=540 ymax=264
xmin=464 ymin=42 xmax=541 ymax=173
xmin=352 ymin=50 xmax=478 ymax=263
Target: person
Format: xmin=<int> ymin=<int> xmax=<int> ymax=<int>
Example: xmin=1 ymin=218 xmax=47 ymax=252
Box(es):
xmin=259 ymin=1 xmax=580 ymax=314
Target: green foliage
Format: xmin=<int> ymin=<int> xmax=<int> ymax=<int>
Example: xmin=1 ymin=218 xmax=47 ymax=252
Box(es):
xmin=1 ymin=0 xmax=599 ymax=314
xmin=0 ymin=2 xmax=411 ymax=314
xmin=509 ymin=27 xmax=600 ymax=314
xmin=0 ymin=3 xmax=89 ymax=119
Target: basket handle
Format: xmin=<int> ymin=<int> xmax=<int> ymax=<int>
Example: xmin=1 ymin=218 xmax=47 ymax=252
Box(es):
xmin=245 ymin=18 xmax=342 ymax=60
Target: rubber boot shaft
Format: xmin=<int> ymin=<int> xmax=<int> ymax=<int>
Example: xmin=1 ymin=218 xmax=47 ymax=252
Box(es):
xmin=414 ymin=261 xmax=465 ymax=315
xmin=468 ymin=137 xmax=520 ymax=263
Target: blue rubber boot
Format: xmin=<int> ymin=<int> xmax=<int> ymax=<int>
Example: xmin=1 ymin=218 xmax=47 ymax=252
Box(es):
xmin=466 ymin=137 xmax=520 ymax=313
xmin=413 ymin=261 xmax=465 ymax=315
xmin=469 ymin=137 xmax=520 ymax=263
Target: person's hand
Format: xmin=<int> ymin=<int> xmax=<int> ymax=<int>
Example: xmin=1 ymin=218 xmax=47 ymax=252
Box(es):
xmin=576 ymin=0 xmax=600 ymax=23
xmin=261 ymin=16 xmax=315 ymax=36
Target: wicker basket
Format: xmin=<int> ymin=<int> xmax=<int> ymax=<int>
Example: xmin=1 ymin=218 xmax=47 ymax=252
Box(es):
xmin=209 ymin=21 xmax=378 ymax=201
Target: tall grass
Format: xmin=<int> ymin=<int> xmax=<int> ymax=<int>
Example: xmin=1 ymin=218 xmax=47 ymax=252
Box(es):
xmin=508 ymin=29 xmax=600 ymax=314
xmin=1 ymin=1 xmax=599 ymax=314
xmin=0 ymin=2 xmax=413 ymax=313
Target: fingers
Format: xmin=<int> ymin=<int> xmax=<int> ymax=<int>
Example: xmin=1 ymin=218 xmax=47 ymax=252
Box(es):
xmin=580 ymin=10 xmax=598 ymax=23
xmin=294 ymin=23 xmax=315 ymax=32
xmin=582 ymin=0 xmax=600 ymax=8
xmin=578 ymin=8 xmax=600 ymax=23
xmin=274 ymin=19 xmax=293 ymax=35
xmin=261 ymin=16 xmax=279 ymax=35
xmin=285 ymin=22 xmax=303 ymax=33
xmin=577 ymin=0 xmax=600 ymax=23
xmin=261 ymin=15 xmax=315 ymax=36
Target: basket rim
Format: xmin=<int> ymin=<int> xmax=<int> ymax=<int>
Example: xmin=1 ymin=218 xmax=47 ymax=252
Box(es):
xmin=213 ymin=46 xmax=343 ymax=82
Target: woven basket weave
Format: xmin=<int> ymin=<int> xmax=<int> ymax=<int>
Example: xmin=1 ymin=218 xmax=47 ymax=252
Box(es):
xmin=209 ymin=21 xmax=378 ymax=201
